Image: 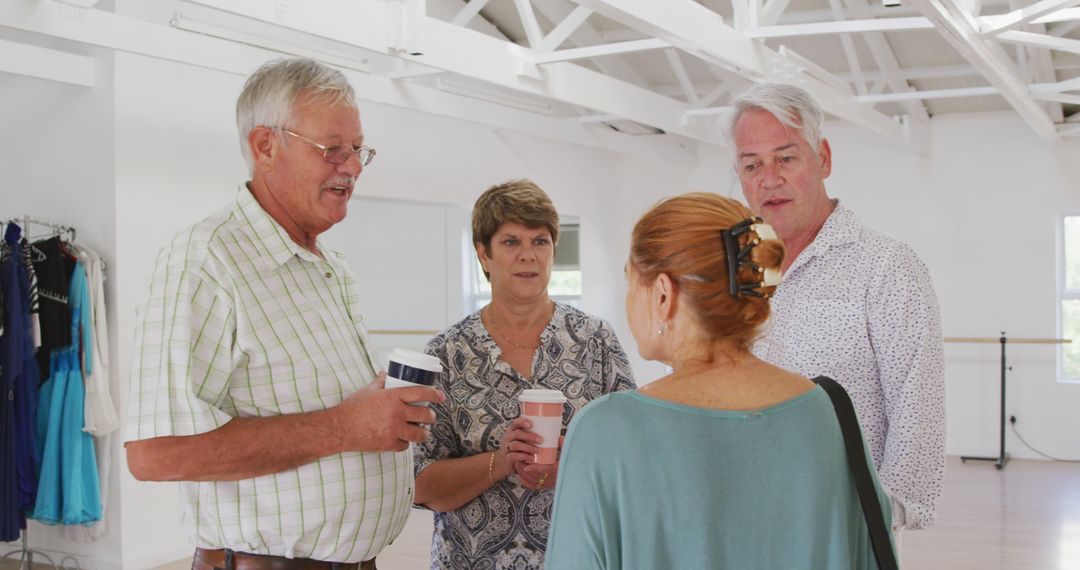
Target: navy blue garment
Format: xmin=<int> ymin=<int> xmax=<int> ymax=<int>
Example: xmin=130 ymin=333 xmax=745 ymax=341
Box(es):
xmin=1 ymin=222 xmax=40 ymax=542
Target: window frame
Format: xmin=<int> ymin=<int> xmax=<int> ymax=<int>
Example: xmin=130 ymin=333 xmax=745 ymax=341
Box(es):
xmin=1058 ymin=211 xmax=1080 ymax=383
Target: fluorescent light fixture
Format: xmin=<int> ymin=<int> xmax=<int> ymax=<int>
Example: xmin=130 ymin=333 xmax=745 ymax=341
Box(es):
xmin=170 ymin=12 xmax=371 ymax=74
xmin=53 ymin=0 xmax=100 ymax=7
xmin=434 ymin=77 xmax=556 ymax=116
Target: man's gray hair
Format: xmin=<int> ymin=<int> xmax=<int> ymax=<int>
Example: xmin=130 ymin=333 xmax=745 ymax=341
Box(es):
xmin=727 ymin=83 xmax=825 ymax=153
xmin=236 ymin=57 xmax=356 ymax=173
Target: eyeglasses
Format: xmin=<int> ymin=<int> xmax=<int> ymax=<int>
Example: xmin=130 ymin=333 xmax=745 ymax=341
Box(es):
xmin=282 ymin=129 xmax=376 ymax=167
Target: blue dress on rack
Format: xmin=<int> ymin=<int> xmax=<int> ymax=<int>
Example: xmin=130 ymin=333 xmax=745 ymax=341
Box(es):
xmin=31 ymin=260 xmax=101 ymax=526
xmin=1 ymin=223 xmax=41 ymax=542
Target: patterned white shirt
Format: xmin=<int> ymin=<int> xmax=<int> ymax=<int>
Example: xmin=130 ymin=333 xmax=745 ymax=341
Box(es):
xmin=125 ymin=186 xmax=411 ymax=562
xmin=752 ymin=201 xmax=946 ymax=530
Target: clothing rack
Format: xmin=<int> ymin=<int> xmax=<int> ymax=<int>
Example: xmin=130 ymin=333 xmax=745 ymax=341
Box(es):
xmin=2 ymin=215 xmax=80 ymax=570
xmin=945 ymin=333 xmax=1072 ymax=470
xmin=2 ymin=216 xmax=106 ymax=275
xmin=3 ymin=216 xmax=76 ymax=242
xmin=1 ymin=532 xmax=60 ymax=570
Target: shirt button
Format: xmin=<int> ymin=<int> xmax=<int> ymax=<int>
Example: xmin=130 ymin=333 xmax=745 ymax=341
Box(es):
xmin=325 ymin=271 xmax=333 ymax=278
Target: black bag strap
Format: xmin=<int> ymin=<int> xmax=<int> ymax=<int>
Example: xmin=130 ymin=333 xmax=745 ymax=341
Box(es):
xmin=812 ymin=376 xmax=899 ymax=570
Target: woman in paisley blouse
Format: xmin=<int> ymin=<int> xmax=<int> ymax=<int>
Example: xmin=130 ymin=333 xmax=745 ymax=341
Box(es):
xmin=413 ymin=179 xmax=636 ymax=570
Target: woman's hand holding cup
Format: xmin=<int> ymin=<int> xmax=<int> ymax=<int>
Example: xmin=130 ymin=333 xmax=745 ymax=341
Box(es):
xmin=495 ymin=418 xmax=542 ymax=482
xmin=515 ymin=434 xmax=564 ymax=490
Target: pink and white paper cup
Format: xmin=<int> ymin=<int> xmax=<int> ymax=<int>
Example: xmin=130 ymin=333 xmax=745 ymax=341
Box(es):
xmin=519 ymin=389 xmax=567 ymax=465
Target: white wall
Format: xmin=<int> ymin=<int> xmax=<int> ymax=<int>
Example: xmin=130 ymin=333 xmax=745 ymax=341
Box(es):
xmin=0 ymin=48 xmax=124 ymax=568
xmin=825 ymin=114 xmax=1080 ymax=462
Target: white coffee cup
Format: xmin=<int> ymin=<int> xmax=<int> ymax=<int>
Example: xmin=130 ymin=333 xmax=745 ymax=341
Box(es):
xmin=519 ymin=389 xmax=567 ymax=464
xmin=385 ymin=348 xmax=443 ymax=406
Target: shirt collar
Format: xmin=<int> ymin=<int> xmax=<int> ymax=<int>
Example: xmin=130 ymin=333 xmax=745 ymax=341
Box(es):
xmin=801 ymin=199 xmax=862 ymax=256
xmin=234 ymin=184 xmax=324 ymax=270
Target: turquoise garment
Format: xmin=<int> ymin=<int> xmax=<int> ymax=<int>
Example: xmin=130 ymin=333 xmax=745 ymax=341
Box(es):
xmin=546 ymin=388 xmax=892 ymax=570
xmin=30 ymin=261 xmax=101 ymax=526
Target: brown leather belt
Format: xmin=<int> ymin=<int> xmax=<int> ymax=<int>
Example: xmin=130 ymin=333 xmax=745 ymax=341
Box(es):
xmin=193 ymin=548 xmax=375 ymax=570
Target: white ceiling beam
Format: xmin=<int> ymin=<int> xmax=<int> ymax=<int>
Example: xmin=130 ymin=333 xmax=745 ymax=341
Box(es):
xmin=776 ymin=0 xmax=1010 ymax=23
xmin=1036 ymin=7 xmax=1080 ymax=23
xmin=760 ymin=0 xmax=798 ymax=27
xmin=1034 ymin=91 xmax=1080 ymax=103
xmin=664 ymin=48 xmax=700 ymax=105
xmin=843 ymin=0 xmax=932 ymax=127
xmin=854 ymin=79 xmax=1080 ymax=103
xmin=536 ymin=5 xmax=593 ymax=52
xmin=980 ymin=0 xmax=1080 ymax=35
xmin=826 ymin=0 xmax=870 ymax=96
xmin=0 ymin=2 xmax=692 ymax=160
xmin=1033 ymin=74 xmax=1080 ymax=91
xmin=750 ymin=8 xmax=1079 ymax=35
xmin=748 ymin=17 xmax=934 ymax=37
xmin=530 ymin=0 xmax=647 ymax=86
xmin=186 ymin=0 xmax=716 ymax=143
xmin=1027 ymin=20 xmax=1065 ymax=122
xmin=999 ymin=29 xmax=1080 ymax=54
xmin=451 ymin=0 xmax=491 ymax=26
xmin=858 ymin=86 xmax=999 ymax=102
xmin=904 ymin=0 xmax=1058 ymax=142
xmin=511 ymin=0 xmax=545 ymax=48
xmin=837 ymin=63 xmax=980 ymax=82
xmin=572 ymin=0 xmax=908 ymax=145
xmin=0 ymin=38 xmax=95 ymax=87
xmin=531 ymin=38 xmax=669 ymax=63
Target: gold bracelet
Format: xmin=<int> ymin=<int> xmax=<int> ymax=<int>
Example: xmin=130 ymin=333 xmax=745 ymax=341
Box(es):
xmin=487 ymin=451 xmax=497 ymax=484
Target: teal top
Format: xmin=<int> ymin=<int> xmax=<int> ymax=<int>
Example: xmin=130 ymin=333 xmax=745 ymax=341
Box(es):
xmin=545 ymin=387 xmax=892 ymax=570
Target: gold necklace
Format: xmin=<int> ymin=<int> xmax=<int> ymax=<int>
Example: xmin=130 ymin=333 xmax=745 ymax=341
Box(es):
xmin=485 ymin=306 xmax=541 ymax=350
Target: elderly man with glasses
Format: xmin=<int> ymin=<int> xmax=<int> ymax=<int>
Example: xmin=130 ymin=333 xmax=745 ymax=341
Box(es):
xmin=125 ymin=57 xmax=443 ymax=570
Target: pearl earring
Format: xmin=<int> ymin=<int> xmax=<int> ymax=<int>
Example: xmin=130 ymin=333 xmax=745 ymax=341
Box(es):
xmin=657 ymin=324 xmax=666 ymax=336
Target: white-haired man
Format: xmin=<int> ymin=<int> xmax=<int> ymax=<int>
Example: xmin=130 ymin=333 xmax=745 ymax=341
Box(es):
xmin=125 ymin=57 xmax=443 ymax=570
xmin=728 ymin=82 xmax=946 ymax=546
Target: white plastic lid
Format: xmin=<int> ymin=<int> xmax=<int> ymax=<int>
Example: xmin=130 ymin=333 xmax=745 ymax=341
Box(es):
xmin=519 ymin=389 xmax=567 ymax=404
xmin=388 ymin=348 xmax=444 ymax=373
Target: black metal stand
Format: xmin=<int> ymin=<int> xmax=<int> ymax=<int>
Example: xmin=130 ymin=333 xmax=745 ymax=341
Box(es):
xmin=961 ymin=332 xmax=1009 ymax=470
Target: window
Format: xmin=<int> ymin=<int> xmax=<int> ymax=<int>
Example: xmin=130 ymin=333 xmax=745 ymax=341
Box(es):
xmin=468 ymin=223 xmax=583 ymax=313
xmin=1060 ymin=213 xmax=1080 ymax=382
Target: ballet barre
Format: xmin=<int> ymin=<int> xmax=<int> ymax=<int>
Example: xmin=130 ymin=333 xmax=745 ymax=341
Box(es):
xmin=946 ymin=333 xmax=1071 ymax=470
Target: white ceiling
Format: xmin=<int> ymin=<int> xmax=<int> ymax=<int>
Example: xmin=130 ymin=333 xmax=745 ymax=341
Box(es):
xmin=2 ymin=0 xmax=1079 ymax=149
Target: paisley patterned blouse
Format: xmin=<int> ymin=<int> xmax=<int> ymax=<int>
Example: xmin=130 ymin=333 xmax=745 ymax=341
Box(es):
xmin=414 ymin=303 xmax=636 ymax=570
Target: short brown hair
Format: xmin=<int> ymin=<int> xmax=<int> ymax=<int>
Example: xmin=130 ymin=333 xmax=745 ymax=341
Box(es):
xmin=472 ymin=179 xmax=560 ymax=279
xmin=630 ymin=193 xmax=784 ymax=349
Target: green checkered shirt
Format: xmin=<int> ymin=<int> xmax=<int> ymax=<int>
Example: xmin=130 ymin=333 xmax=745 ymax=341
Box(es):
xmin=125 ymin=186 xmax=412 ymax=562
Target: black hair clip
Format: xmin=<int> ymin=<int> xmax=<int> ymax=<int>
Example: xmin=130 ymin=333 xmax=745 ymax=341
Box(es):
xmin=721 ymin=216 xmax=781 ymax=299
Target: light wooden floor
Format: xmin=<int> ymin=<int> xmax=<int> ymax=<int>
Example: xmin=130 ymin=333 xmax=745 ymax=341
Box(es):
xmin=129 ymin=456 xmax=1080 ymax=569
